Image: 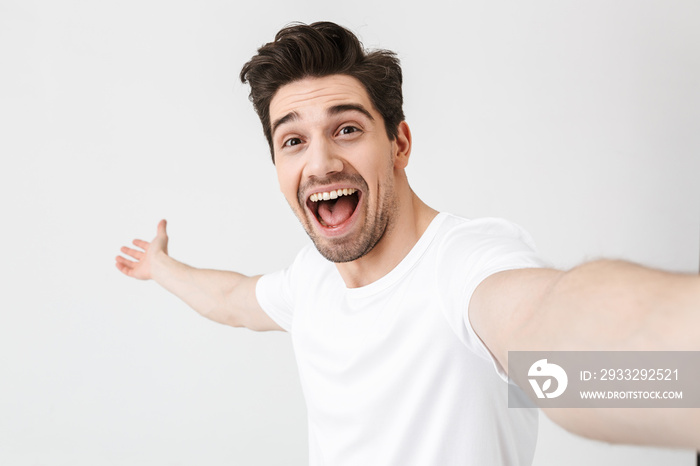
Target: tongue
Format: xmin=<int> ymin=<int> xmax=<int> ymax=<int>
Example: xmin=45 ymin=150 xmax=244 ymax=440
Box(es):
xmin=317 ymin=196 xmax=355 ymax=227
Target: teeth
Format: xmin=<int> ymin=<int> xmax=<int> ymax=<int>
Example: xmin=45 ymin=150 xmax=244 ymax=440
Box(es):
xmin=309 ymin=188 xmax=357 ymax=202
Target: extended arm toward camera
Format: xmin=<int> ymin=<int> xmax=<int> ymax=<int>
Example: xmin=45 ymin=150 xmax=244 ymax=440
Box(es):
xmin=470 ymin=261 xmax=700 ymax=448
xmin=115 ymin=220 xmax=283 ymax=332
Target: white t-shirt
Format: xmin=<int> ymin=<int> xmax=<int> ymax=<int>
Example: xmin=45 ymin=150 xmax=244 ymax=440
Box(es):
xmin=256 ymin=213 xmax=547 ymax=465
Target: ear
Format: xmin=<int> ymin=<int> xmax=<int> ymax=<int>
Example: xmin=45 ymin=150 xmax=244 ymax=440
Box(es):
xmin=392 ymin=121 xmax=412 ymax=170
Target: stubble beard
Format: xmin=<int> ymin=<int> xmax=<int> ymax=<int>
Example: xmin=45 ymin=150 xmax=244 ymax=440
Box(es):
xmin=293 ymin=174 xmax=398 ymax=264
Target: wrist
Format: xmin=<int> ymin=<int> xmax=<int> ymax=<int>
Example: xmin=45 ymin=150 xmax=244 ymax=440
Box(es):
xmin=150 ymin=250 xmax=173 ymax=283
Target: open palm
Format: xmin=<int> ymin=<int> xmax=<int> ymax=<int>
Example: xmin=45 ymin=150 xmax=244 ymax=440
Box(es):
xmin=115 ymin=219 xmax=169 ymax=280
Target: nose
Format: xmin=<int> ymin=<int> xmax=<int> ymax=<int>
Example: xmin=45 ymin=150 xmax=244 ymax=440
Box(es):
xmin=303 ymin=137 xmax=344 ymax=179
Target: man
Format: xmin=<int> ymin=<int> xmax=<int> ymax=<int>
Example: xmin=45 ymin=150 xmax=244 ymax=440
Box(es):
xmin=116 ymin=21 xmax=699 ymax=464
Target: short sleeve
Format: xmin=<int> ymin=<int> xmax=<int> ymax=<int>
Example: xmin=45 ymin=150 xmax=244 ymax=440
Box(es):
xmin=256 ymin=269 xmax=294 ymax=332
xmin=435 ymin=217 xmax=549 ymax=381
xmin=255 ymin=245 xmax=314 ymax=333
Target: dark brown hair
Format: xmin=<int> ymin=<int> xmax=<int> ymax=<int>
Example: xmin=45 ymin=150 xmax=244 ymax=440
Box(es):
xmin=239 ymin=21 xmax=405 ymax=162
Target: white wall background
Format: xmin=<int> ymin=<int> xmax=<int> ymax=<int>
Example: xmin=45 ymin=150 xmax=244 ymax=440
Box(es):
xmin=1 ymin=0 xmax=698 ymax=464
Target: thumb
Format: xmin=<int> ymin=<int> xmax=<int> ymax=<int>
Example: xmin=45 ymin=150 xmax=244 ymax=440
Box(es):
xmin=157 ymin=219 xmax=168 ymax=237
xmin=154 ymin=219 xmax=169 ymax=255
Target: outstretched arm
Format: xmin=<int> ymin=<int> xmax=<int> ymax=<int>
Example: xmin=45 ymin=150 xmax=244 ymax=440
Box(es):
xmin=470 ymin=260 xmax=700 ymax=448
xmin=115 ymin=220 xmax=282 ymax=332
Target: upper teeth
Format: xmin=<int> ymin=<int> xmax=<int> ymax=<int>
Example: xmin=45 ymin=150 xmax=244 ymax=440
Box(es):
xmin=309 ymin=188 xmax=357 ymax=202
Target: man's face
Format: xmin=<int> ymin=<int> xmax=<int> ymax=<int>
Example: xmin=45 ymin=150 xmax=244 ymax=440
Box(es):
xmin=269 ymin=75 xmax=400 ymax=263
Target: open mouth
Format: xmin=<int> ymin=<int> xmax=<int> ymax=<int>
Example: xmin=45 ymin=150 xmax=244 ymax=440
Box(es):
xmin=306 ymin=188 xmax=361 ymax=229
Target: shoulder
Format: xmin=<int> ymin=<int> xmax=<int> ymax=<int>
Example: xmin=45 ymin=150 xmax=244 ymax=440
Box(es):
xmin=432 ymin=214 xmax=545 ymax=276
xmin=279 ymin=241 xmax=340 ymax=295
xmin=431 ymin=213 xmax=549 ymax=322
xmin=431 ymin=213 xmax=551 ymax=328
xmin=435 ymin=214 xmax=540 ymax=251
xmin=258 ymin=241 xmax=330 ymax=294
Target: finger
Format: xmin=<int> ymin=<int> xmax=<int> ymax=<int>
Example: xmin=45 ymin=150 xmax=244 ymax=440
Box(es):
xmin=157 ymin=219 xmax=167 ymax=237
xmin=120 ymin=246 xmax=144 ymax=260
xmin=115 ymin=255 xmax=135 ymax=267
xmin=115 ymin=256 xmax=135 ymax=275
xmin=132 ymin=239 xmax=149 ymax=250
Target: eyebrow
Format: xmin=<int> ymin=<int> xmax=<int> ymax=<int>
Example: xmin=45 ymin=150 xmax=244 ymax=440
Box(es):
xmin=271 ymin=111 xmax=299 ymax=138
xmin=327 ymin=104 xmax=375 ymax=122
xmin=271 ymin=103 xmax=375 ymax=138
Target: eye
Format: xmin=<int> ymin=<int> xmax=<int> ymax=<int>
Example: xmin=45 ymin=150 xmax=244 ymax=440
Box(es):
xmin=283 ymin=137 xmax=303 ymax=148
xmin=338 ymin=125 xmax=361 ymax=136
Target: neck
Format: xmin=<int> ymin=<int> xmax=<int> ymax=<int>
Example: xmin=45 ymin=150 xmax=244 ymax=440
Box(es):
xmin=336 ymin=186 xmax=438 ymax=288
